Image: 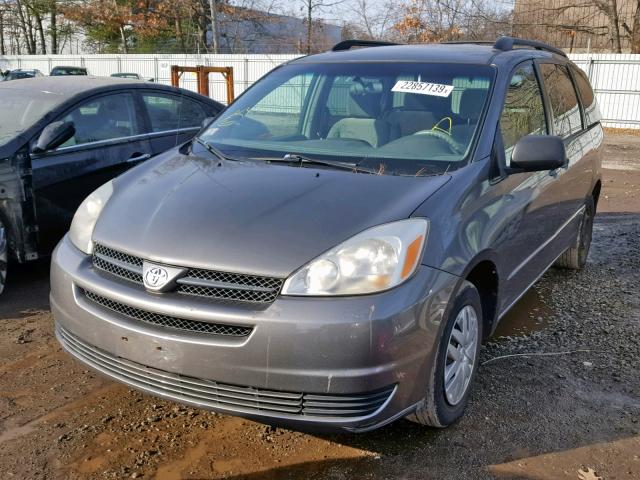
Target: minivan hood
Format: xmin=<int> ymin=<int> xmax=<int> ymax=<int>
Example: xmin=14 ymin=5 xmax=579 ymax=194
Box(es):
xmin=93 ymin=151 xmax=450 ymax=278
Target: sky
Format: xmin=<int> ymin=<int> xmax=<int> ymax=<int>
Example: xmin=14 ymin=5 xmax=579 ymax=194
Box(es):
xmin=287 ymin=0 xmax=388 ymax=27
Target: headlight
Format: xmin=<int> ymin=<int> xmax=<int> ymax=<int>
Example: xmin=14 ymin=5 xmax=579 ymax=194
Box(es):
xmin=282 ymin=219 xmax=428 ymax=296
xmin=69 ymin=181 xmax=114 ymax=254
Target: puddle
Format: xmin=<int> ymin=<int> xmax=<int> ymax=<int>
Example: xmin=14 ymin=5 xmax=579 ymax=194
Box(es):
xmin=493 ymin=288 xmax=553 ymax=337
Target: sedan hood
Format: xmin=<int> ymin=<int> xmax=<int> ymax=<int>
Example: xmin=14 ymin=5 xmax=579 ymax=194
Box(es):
xmin=93 ymin=150 xmax=450 ymax=278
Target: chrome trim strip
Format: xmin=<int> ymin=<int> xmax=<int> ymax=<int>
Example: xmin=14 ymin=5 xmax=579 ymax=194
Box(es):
xmin=43 ymin=127 xmax=199 ymax=155
xmin=507 ymin=205 xmax=585 ymax=282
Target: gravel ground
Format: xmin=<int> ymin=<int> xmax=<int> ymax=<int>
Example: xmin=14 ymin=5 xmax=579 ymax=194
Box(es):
xmin=0 ymin=134 xmax=639 ymax=480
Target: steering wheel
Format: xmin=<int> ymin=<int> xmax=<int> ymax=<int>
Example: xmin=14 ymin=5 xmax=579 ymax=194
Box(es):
xmin=413 ymin=129 xmax=465 ymax=155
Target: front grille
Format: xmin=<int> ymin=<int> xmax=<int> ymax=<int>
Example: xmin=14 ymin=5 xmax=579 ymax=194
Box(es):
xmin=92 ymin=243 xmax=284 ymax=304
xmin=81 ymin=289 xmax=253 ymax=337
xmin=57 ymin=325 xmax=395 ymax=419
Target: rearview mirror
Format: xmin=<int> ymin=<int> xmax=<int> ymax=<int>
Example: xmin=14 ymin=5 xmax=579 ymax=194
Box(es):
xmin=510 ymin=135 xmax=566 ymax=172
xmin=33 ymin=121 xmax=75 ymax=153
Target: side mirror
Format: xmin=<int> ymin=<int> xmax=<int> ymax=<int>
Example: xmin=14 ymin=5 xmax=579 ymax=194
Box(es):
xmin=33 ymin=121 xmax=75 ymax=153
xmin=510 ymin=135 xmax=566 ymax=172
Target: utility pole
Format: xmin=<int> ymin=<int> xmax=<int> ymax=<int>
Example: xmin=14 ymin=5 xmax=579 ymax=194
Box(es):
xmin=209 ymin=0 xmax=220 ymax=54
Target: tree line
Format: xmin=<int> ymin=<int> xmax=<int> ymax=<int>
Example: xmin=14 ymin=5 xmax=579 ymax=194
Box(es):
xmin=0 ymin=0 xmax=639 ymax=55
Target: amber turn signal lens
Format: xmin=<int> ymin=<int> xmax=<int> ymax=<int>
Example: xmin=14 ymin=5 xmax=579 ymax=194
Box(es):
xmin=401 ymin=235 xmax=425 ymax=279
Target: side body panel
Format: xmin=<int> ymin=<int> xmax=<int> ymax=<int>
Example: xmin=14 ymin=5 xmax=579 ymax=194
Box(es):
xmin=416 ymin=55 xmax=602 ymax=330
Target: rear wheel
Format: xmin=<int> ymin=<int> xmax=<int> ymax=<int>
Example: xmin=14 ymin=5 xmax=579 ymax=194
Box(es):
xmin=555 ymin=196 xmax=595 ymax=270
xmin=408 ymin=281 xmax=483 ymax=427
xmin=0 ymin=221 xmax=7 ymax=294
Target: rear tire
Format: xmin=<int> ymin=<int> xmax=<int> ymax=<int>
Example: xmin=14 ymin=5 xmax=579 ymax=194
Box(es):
xmin=554 ymin=196 xmax=595 ymax=270
xmin=408 ymin=281 xmax=483 ymax=428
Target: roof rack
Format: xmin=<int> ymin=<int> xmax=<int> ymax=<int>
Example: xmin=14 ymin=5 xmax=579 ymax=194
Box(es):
xmin=493 ymin=36 xmax=567 ymax=57
xmin=331 ymin=40 xmax=399 ymax=51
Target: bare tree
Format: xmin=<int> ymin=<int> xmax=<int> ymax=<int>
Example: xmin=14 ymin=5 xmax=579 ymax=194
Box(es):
xmin=349 ymin=0 xmax=395 ymax=39
xmin=299 ymin=0 xmax=344 ymax=53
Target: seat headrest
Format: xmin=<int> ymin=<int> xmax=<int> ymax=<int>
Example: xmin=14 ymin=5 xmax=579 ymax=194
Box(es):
xmin=347 ymin=79 xmax=382 ymax=118
xmin=459 ymin=89 xmax=488 ymax=120
xmin=403 ymin=92 xmax=449 ymax=112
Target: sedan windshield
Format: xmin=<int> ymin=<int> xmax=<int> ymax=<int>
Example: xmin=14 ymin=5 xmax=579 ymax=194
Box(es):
xmin=199 ymin=62 xmax=494 ymax=176
xmin=0 ymin=89 xmax=65 ymax=147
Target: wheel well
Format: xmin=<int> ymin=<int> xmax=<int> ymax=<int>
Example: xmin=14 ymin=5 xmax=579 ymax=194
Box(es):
xmin=592 ymin=180 xmax=602 ymax=209
xmin=465 ymin=261 xmax=499 ymax=341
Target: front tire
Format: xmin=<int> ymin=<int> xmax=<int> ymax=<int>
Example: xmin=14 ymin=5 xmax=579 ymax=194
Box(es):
xmin=555 ymin=196 xmax=595 ymax=270
xmin=408 ymin=281 xmax=483 ymax=427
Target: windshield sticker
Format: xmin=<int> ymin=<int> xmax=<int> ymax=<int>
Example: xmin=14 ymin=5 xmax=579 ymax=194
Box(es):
xmin=392 ymin=80 xmax=454 ymax=97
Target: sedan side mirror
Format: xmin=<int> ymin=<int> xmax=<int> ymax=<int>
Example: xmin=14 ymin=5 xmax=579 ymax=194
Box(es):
xmin=510 ymin=135 xmax=567 ymax=172
xmin=33 ymin=121 xmax=76 ymax=153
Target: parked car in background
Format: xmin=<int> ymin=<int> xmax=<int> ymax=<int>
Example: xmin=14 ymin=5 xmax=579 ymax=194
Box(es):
xmin=51 ymin=37 xmax=602 ymax=432
xmin=50 ymin=66 xmax=88 ymax=76
xmin=0 ymin=76 xmax=222 ymax=293
xmin=1 ymin=69 xmax=44 ymax=81
xmin=111 ymin=73 xmax=153 ymax=82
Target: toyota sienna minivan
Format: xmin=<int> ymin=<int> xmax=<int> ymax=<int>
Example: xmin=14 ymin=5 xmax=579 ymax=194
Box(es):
xmin=51 ymin=37 xmax=602 ymax=432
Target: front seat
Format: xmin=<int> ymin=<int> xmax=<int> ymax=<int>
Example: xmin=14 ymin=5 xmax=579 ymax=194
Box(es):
xmin=327 ymin=81 xmax=388 ymax=147
xmin=452 ymin=89 xmax=488 ymax=144
xmin=386 ymin=94 xmax=439 ymax=140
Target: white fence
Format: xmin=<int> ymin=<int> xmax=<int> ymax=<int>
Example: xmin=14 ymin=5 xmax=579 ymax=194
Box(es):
xmin=0 ymin=54 xmax=301 ymax=105
xmin=570 ymin=54 xmax=640 ymax=129
xmin=1 ymin=52 xmax=639 ymax=128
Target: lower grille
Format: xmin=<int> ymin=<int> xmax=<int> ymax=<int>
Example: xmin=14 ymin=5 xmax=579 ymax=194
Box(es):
xmin=81 ymin=289 xmax=253 ymax=337
xmin=57 ymin=325 xmax=395 ymax=419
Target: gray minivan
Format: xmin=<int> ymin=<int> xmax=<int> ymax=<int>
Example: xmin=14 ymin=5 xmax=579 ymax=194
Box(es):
xmin=51 ymin=37 xmax=602 ymax=432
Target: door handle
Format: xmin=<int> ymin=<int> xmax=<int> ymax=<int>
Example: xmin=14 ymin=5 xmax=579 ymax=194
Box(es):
xmin=127 ymin=153 xmax=151 ymax=163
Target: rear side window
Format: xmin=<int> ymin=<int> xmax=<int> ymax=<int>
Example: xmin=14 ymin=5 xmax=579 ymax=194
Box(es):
xmin=143 ymin=93 xmax=208 ymax=132
xmin=539 ymin=64 xmax=582 ymax=138
xmin=500 ymin=62 xmax=547 ymax=165
xmin=571 ymin=66 xmax=601 ymax=126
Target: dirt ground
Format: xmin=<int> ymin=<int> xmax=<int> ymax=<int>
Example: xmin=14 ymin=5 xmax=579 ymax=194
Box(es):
xmin=1 ymin=134 xmax=639 ymax=480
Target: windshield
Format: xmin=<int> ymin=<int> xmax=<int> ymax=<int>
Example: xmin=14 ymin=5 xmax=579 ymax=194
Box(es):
xmin=0 ymin=89 xmax=65 ymax=147
xmin=199 ymin=62 xmax=494 ymax=176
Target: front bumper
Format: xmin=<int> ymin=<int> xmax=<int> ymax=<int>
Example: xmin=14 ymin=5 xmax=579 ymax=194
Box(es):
xmin=51 ymin=235 xmax=459 ymax=432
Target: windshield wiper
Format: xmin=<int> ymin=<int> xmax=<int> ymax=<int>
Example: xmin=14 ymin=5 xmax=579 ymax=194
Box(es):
xmin=256 ymin=153 xmax=375 ymax=174
xmin=194 ymin=138 xmax=239 ymax=162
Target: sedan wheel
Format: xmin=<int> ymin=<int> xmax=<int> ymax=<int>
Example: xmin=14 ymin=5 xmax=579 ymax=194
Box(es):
xmin=444 ymin=305 xmax=478 ymax=406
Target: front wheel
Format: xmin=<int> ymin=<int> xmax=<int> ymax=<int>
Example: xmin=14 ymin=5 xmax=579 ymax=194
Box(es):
xmin=554 ymin=196 xmax=595 ymax=270
xmin=408 ymin=281 xmax=483 ymax=427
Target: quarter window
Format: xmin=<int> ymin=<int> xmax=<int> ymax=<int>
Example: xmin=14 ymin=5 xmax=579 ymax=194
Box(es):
xmin=539 ymin=64 xmax=582 ymax=137
xmin=571 ymin=66 xmax=601 ymax=126
xmin=500 ymin=63 xmax=547 ymax=165
xmin=61 ymin=93 xmax=140 ymax=146
xmin=143 ymin=93 xmax=208 ymax=132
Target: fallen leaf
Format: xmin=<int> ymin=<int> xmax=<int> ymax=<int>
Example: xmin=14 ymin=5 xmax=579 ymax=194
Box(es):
xmin=577 ymin=467 xmax=602 ymax=480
